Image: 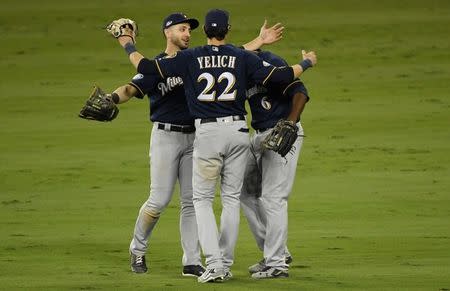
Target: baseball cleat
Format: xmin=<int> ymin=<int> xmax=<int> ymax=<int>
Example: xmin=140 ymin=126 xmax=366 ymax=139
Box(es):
xmin=285 ymin=255 xmax=293 ymax=264
xmin=223 ymin=269 xmax=233 ymax=281
xmin=197 ymin=268 xmax=225 ymax=283
xmin=251 ymin=266 xmax=289 ymax=279
xmin=248 ymin=258 xmax=266 ymax=274
xmin=130 ymin=254 xmax=147 ymax=273
xmin=249 ymin=256 xmax=293 ymax=274
xmin=182 ymin=265 xmax=206 ymax=277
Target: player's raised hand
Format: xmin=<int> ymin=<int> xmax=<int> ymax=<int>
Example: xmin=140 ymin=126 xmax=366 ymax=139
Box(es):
xmin=118 ymin=27 xmax=136 ymax=46
xmin=292 ymin=49 xmax=317 ymax=77
xmin=302 ymin=49 xmax=317 ymax=66
xmin=109 ymin=22 xmax=143 ymax=70
xmin=106 ymin=18 xmax=138 ymax=44
xmin=259 ymin=19 xmax=284 ymax=45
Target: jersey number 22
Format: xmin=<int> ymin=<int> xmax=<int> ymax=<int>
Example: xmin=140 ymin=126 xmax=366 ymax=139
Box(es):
xmin=197 ymin=72 xmax=237 ymax=101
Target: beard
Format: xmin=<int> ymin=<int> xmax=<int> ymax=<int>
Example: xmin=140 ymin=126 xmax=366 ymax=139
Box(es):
xmin=171 ymin=35 xmax=189 ymax=50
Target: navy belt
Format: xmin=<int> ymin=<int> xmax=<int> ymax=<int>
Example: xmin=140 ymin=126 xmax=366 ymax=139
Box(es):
xmin=157 ymin=123 xmax=195 ymax=133
xmin=200 ymin=115 xmax=245 ymax=124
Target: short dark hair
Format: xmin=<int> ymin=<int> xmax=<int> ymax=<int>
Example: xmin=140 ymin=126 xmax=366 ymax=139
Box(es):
xmin=204 ymin=26 xmax=228 ymax=41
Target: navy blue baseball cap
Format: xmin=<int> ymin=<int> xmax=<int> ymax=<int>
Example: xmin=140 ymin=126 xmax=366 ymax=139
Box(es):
xmin=162 ymin=13 xmax=199 ymax=30
xmin=204 ymin=9 xmax=230 ymax=30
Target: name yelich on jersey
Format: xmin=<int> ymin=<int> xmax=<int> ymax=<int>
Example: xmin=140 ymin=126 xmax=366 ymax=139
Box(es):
xmin=197 ymin=55 xmax=237 ymax=69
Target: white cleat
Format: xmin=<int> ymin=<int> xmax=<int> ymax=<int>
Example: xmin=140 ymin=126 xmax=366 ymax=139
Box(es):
xmin=223 ymin=269 xmax=233 ymax=281
xmin=249 ymin=256 xmax=293 ymax=274
xmin=197 ymin=268 xmax=226 ymax=283
xmin=248 ymin=259 xmax=266 ymax=274
xmin=251 ymin=266 xmax=289 ymax=279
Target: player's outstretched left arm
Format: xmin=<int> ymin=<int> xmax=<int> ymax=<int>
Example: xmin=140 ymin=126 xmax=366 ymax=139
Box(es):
xmin=242 ymin=20 xmax=284 ymax=51
xmin=115 ymin=28 xmax=145 ymax=69
xmin=262 ymin=50 xmax=317 ymax=87
xmin=106 ymin=19 xmax=161 ymax=76
xmin=106 ymin=18 xmax=144 ymax=68
xmin=115 ymin=30 xmax=167 ymax=77
xmin=291 ymin=50 xmax=317 ymax=78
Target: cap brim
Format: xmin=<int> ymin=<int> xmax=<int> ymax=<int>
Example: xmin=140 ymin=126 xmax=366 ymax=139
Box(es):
xmin=172 ymin=18 xmax=199 ymax=30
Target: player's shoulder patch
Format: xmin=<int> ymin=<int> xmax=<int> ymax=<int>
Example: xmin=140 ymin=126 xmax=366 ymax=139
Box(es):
xmin=262 ymin=61 xmax=272 ymax=67
xmin=132 ymin=73 xmax=144 ymax=81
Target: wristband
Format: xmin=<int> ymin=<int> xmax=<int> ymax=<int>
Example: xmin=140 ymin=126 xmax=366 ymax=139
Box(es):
xmin=124 ymin=42 xmax=137 ymax=55
xmin=299 ymin=59 xmax=313 ymax=71
xmin=110 ymin=93 xmax=120 ymax=104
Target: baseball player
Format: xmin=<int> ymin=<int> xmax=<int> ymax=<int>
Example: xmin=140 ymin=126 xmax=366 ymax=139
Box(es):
xmin=240 ymin=50 xmax=310 ymax=279
xmin=112 ymin=9 xmax=316 ymax=283
xmin=108 ymin=13 xmax=205 ymax=277
xmin=103 ymin=14 xmax=285 ymax=277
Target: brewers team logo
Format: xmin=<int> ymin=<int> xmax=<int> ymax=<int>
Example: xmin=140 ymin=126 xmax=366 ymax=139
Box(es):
xmin=158 ymin=77 xmax=183 ymax=96
xmin=132 ymin=73 xmax=144 ymax=81
xmin=261 ymin=96 xmax=272 ymax=110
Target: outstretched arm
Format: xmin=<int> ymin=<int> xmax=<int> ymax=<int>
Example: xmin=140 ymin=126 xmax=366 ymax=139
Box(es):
xmin=110 ymin=26 xmax=160 ymax=76
xmin=242 ymin=20 xmax=284 ymax=51
xmin=264 ymin=50 xmax=317 ymax=85
xmin=116 ymin=28 xmax=144 ymax=69
xmin=111 ymin=84 xmax=139 ymax=104
xmin=291 ymin=50 xmax=317 ymax=78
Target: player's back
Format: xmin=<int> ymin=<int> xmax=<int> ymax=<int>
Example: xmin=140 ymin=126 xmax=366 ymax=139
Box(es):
xmin=156 ymin=44 xmax=274 ymax=119
xmin=247 ymin=51 xmax=308 ymax=130
xmin=182 ymin=44 xmax=251 ymax=119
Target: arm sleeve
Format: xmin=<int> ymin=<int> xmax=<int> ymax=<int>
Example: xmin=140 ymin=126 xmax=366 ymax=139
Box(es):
xmin=244 ymin=51 xmax=276 ymax=85
xmin=128 ymin=73 xmax=160 ymax=99
xmin=153 ymin=51 xmax=189 ymax=78
xmin=137 ymin=51 xmax=189 ymax=78
xmin=137 ymin=58 xmax=160 ymax=76
xmin=244 ymin=52 xmax=294 ymax=86
xmin=282 ymin=79 xmax=310 ymax=101
xmin=264 ymin=66 xmax=294 ymax=85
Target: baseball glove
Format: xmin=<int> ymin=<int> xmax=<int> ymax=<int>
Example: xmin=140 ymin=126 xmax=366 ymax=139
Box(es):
xmin=261 ymin=119 xmax=299 ymax=157
xmin=106 ymin=18 xmax=138 ymax=43
xmin=78 ymin=86 xmax=119 ymax=122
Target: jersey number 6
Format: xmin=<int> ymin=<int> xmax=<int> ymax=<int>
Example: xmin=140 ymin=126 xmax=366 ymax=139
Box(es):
xmin=197 ymin=72 xmax=237 ymax=101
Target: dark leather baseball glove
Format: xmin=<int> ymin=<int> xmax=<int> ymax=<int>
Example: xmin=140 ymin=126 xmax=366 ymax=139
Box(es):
xmin=78 ymin=86 xmax=119 ymax=122
xmin=261 ymin=119 xmax=299 ymax=157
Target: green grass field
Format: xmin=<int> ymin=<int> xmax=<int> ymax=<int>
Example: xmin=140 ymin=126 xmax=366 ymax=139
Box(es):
xmin=1 ymin=0 xmax=449 ymax=290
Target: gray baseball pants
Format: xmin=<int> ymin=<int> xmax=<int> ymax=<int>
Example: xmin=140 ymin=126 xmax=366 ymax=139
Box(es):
xmin=129 ymin=123 xmax=202 ymax=266
xmin=241 ymin=123 xmax=304 ymax=270
xmin=192 ymin=117 xmax=250 ymax=270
